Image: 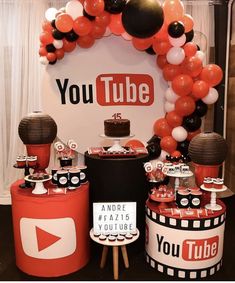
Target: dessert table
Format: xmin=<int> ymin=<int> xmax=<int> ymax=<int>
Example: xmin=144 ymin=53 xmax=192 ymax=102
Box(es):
xmin=10 ymin=180 xmax=90 ymax=277
xmin=145 ymin=198 xmax=226 ymax=279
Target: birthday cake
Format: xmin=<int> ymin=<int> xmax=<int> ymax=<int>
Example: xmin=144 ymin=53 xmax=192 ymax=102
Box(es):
xmin=104 ymin=119 xmax=130 ymax=137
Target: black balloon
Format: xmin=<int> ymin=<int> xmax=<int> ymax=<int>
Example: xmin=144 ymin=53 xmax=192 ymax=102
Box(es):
xmin=52 ymin=29 xmax=65 ymax=40
xmin=183 ymin=113 xmax=202 ymax=132
xmin=185 ymin=29 xmax=194 ymax=43
xmin=122 ymin=0 xmax=164 ymax=38
xmin=46 ymin=44 xmax=56 ymax=53
xmin=51 ymin=19 xmax=56 ymax=29
xmin=194 ymin=100 xmax=208 ymax=117
xmin=65 ymin=30 xmax=79 ymax=42
xmin=49 ymin=59 xmax=57 ymax=65
xmin=177 ymin=140 xmax=190 ymax=156
xmin=146 ymin=142 xmax=161 ymax=160
xmin=168 ymin=21 xmax=185 ymax=38
xmin=147 ymin=135 xmax=161 ymax=145
xmin=105 ymin=0 xmax=127 ymax=14
xmin=145 ymin=46 xmax=156 ymax=55
xmin=83 ymin=9 xmax=95 ymax=20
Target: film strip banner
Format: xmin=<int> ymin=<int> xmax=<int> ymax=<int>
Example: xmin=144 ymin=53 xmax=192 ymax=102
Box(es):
xmin=146 ymin=252 xmax=222 ymax=279
xmin=145 ymin=205 xmax=226 ymax=231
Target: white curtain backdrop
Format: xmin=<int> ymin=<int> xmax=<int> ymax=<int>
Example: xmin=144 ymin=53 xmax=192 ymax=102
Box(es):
xmin=0 ymin=0 xmax=214 ymax=204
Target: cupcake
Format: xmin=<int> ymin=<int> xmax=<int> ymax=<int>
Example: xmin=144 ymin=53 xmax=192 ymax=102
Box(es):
xmin=131 ymin=229 xmax=138 ymax=236
xmin=213 ymin=178 xmax=224 ymax=189
xmin=16 ymin=155 xmax=26 ymax=167
xmin=203 ymin=177 xmax=213 ymax=188
xmin=27 ymin=156 xmax=37 ymax=167
xmin=125 ymin=233 xmax=133 ymax=240
xmin=93 ymin=231 xmax=101 ymax=237
xmin=117 ymin=235 xmax=125 ymax=241
xmin=99 ymin=234 xmax=107 ymax=241
xmin=108 ymin=235 xmax=116 ymax=242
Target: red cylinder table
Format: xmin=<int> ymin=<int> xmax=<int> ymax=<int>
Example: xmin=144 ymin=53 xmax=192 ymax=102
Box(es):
xmin=145 ymin=198 xmax=226 ymax=279
xmin=10 ymin=180 xmax=90 ymax=277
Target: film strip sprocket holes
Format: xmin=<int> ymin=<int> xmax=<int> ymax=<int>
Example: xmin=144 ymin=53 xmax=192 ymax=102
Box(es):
xmin=146 ymin=252 xmax=222 ymax=279
xmin=145 ymin=206 xmax=226 ymax=231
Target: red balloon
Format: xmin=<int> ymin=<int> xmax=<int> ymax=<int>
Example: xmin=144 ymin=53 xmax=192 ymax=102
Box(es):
xmin=181 ymin=56 xmax=203 ymax=77
xmin=163 ymin=64 xmax=182 ymax=81
xmin=191 ymin=80 xmax=209 ymax=99
xmin=39 ymin=46 xmax=47 ymax=56
xmin=63 ymin=39 xmax=76 ymax=52
xmin=175 ymin=96 xmax=196 ymax=117
xmin=183 ymin=42 xmax=197 ymax=57
xmin=152 ymin=38 xmax=171 ymax=55
xmin=181 ymin=14 xmax=194 ymax=33
xmin=153 ymin=118 xmax=172 ymax=138
xmin=77 ymin=34 xmax=95 ymax=48
xmin=187 ymin=129 xmax=201 ymax=141
xmin=84 ymin=0 xmax=104 ymax=16
xmin=172 ymin=74 xmax=194 ymax=96
xmin=95 ymin=11 xmax=111 ymax=27
xmin=109 ymin=14 xmax=125 ymax=35
xmin=55 ymin=13 xmax=74 ymax=33
xmin=165 ymin=111 xmax=183 ymax=128
xmin=125 ymin=139 xmax=145 ymax=149
xmin=89 ymin=22 xmax=106 ymax=38
xmin=200 ymin=64 xmax=223 ymax=87
xmin=39 ymin=31 xmax=54 ymax=45
xmin=156 ymin=55 xmax=168 ymax=69
xmin=154 ymin=22 xmax=168 ymax=41
xmin=160 ymin=136 xmax=177 ymax=154
xmin=55 ymin=48 xmax=65 ymax=60
xmin=171 ymin=150 xmax=181 ymax=157
xmin=132 ymin=37 xmax=153 ymax=51
xmin=73 ymin=16 xmax=92 ymax=36
xmin=46 ymin=52 xmax=57 ymax=62
xmin=42 ymin=20 xmax=53 ymax=32
xmin=162 ymin=0 xmax=184 ymax=24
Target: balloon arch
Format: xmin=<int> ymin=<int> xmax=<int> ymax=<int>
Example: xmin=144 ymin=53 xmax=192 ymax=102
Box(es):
xmin=39 ymin=0 xmax=223 ymax=161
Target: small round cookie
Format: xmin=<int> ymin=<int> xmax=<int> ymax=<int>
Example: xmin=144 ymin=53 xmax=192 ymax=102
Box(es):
xmin=131 ymin=229 xmax=138 ymax=236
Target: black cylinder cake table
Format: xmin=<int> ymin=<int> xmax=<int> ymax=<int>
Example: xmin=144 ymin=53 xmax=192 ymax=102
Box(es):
xmin=85 ymin=151 xmax=149 ymax=251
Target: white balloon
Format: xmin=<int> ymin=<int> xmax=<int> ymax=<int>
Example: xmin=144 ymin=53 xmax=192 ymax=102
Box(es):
xmin=39 ymin=56 xmax=49 ymax=65
xmin=172 ymin=126 xmax=188 ymax=142
xmin=45 ymin=7 xmax=58 ymax=21
xmin=195 ymin=50 xmax=206 ymax=64
xmin=166 ymin=47 xmax=185 ymax=65
xmin=65 ymin=0 xmax=83 ymax=20
xmin=164 ymin=101 xmax=175 ymax=113
xmin=168 ymin=34 xmax=186 ymax=47
xmin=53 ymin=39 xmax=63 ymax=49
xmin=165 ymin=87 xmax=180 ymax=103
xmin=202 ymin=88 xmax=219 ymax=104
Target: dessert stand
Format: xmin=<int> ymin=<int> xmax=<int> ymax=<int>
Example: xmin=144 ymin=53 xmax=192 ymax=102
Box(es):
xmin=164 ymin=168 xmax=193 ymax=190
xmin=200 ymin=184 xmax=227 ymax=211
xmin=149 ymin=192 xmax=174 ymax=209
xmin=13 ymin=163 xmax=36 ymax=188
xmin=100 ymin=134 xmax=134 ymax=152
xmin=25 ymin=175 xmax=52 ymax=195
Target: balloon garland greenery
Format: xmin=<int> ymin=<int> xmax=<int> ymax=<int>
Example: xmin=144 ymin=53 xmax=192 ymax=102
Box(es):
xmin=39 ymin=0 xmax=223 ymax=161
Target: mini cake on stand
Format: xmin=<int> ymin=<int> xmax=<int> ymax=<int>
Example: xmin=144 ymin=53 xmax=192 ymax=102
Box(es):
xmin=100 ymin=118 xmax=134 ymax=152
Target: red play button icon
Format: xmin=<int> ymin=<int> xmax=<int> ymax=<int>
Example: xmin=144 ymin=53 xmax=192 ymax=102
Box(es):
xmin=36 ymin=226 xmax=61 ymax=252
xmin=20 ymin=217 xmax=76 ymax=259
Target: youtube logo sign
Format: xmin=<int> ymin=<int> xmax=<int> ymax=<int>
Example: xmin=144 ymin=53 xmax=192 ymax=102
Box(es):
xmin=20 ymin=217 xmax=76 ymax=259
